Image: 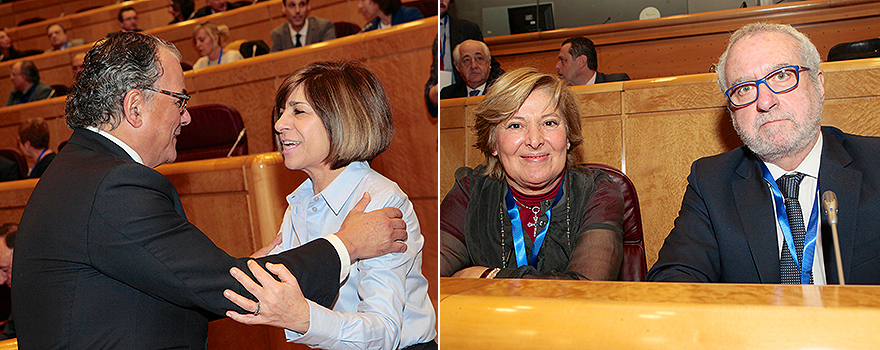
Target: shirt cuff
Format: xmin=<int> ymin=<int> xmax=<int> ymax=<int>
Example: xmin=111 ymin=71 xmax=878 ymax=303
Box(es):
xmin=324 ymin=234 xmax=351 ymax=283
xmin=283 ymin=299 xmax=342 ymax=345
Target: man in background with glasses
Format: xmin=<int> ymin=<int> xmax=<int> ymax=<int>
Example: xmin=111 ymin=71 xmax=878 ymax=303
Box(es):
xmin=648 ymin=23 xmax=880 ymax=285
xmin=13 ymin=32 xmax=408 ymax=349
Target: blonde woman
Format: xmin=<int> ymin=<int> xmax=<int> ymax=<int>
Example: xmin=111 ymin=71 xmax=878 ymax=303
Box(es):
xmin=192 ymin=22 xmax=243 ymax=69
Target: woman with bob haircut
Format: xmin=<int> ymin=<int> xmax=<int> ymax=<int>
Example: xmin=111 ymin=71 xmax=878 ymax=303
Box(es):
xmin=242 ymin=61 xmax=436 ymax=349
xmin=440 ymin=67 xmax=624 ymax=280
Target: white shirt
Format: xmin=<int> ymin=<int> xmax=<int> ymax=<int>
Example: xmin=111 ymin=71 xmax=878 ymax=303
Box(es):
xmin=764 ymin=133 xmax=827 ymax=285
xmin=270 ymin=161 xmax=436 ymax=349
xmin=287 ymin=19 xmax=310 ymax=47
xmin=193 ymin=49 xmax=244 ymax=70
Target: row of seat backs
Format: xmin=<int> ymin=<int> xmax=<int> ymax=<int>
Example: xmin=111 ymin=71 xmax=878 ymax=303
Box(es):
xmin=582 ymin=163 xmax=647 ymax=282
xmin=827 ymin=38 xmax=880 ymax=62
xmin=0 ymin=149 xmax=26 ymax=180
xmin=175 ymin=103 xmax=249 ymax=162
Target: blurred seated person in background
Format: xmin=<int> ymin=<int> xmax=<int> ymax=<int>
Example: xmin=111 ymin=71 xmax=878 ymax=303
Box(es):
xmin=192 ymin=22 xmax=243 ymax=70
xmin=224 ymin=61 xmax=437 ymax=349
xmin=72 ymin=52 xmax=86 ymax=80
xmin=6 ymin=60 xmax=54 ymax=106
xmin=359 ymin=0 xmax=423 ymax=32
xmin=270 ymin=0 xmax=335 ymax=53
xmin=0 ymin=223 xmax=16 ymax=341
xmin=0 ymin=157 xmax=18 ymax=182
xmin=193 ymin=0 xmax=244 ymax=18
xmin=118 ymin=6 xmax=141 ymax=32
xmin=45 ymin=24 xmax=85 ymax=53
xmin=556 ymin=36 xmax=630 ymax=86
xmin=18 ymin=118 xmax=56 ymax=178
xmin=648 ymin=23 xmax=880 ymax=285
xmin=440 ymin=67 xmax=624 ymax=280
xmin=168 ymin=0 xmax=196 ymax=24
xmin=0 ymin=30 xmax=27 ymax=62
xmin=440 ymin=40 xmax=503 ymax=99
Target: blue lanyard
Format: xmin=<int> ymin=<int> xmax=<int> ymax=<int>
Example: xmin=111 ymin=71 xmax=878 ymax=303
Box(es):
xmin=217 ymin=49 xmax=224 ymax=65
xmin=504 ymin=180 xmax=564 ymax=268
xmin=760 ymin=163 xmax=818 ymax=284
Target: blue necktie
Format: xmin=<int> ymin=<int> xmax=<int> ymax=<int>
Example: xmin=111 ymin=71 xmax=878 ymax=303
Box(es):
xmin=776 ymin=173 xmax=813 ymax=284
xmin=468 ymin=89 xmax=480 ymax=97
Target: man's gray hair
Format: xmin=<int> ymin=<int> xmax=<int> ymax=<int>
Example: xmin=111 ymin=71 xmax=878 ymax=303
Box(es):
xmin=65 ymin=32 xmax=181 ymax=130
xmin=716 ymin=23 xmax=822 ymax=94
xmin=452 ymin=39 xmax=490 ymax=66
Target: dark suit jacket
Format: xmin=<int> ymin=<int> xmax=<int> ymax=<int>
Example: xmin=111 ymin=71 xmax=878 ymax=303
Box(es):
xmin=439 ymin=66 xmax=504 ymax=99
xmin=14 ymin=129 xmax=341 ymax=349
xmin=43 ymin=39 xmax=85 ymax=53
xmin=362 ymin=6 xmax=423 ymax=32
xmin=192 ymin=1 xmax=244 ymax=18
xmin=27 ymin=152 xmax=54 ymax=178
xmin=5 ymin=81 xmax=54 ymax=106
xmin=425 ymin=15 xmax=501 ymax=117
xmin=595 ymin=72 xmax=631 ymax=83
xmin=648 ymin=126 xmax=880 ymax=284
xmin=270 ymin=17 xmax=336 ymax=52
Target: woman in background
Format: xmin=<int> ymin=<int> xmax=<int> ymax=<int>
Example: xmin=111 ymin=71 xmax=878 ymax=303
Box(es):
xmin=167 ymin=0 xmax=195 ymax=24
xmin=192 ymin=22 xmax=243 ymax=69
xmin=358 ymin=0 xmax=423 ymax=32
xmin=440 ymin=67 xmax=624 ymax=280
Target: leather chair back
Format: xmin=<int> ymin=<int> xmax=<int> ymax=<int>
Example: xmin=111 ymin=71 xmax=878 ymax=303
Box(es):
xmin=828 ymin=38 xmax=880 ymax=62
xmin=333 ymin=22 xmax=361 ymax=38
xmin=582 ymin=163 xmax=647 ymax=281
xmin=176 ymin=104 xmax=248 ymax=162
xmin=0 ymin=149 xmax=28 ymax=180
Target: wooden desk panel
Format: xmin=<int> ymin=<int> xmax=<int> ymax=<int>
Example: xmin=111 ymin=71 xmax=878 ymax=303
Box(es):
xmin=486 ymin=0 xmax=880 ymax=81
xmin=440 ymin=277 xmax=880 ymax=349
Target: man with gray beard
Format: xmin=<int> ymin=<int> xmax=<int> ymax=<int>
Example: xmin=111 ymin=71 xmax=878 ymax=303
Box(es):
xmin=647 ymin=23 xmax=880 ymax=285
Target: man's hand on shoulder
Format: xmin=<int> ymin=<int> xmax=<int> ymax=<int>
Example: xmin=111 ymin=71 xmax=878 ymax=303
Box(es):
xmin=336 ymin=192 xmax=407 ymax=263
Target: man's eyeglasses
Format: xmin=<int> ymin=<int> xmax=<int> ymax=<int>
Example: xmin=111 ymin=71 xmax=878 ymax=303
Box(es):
xmin=143 ymin=86 xmax=190 ymax=114
xmin=725 ymin=65 xmax=811 ymax=107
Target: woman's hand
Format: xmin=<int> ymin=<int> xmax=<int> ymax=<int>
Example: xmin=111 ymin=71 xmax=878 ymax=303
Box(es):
xmin=223 ymin=260 xmax=311 ymax=333
xmin=452 ymin=266 xmax=491 ymax=278
xmin=250 ymin=233 xmax=282 ymax=258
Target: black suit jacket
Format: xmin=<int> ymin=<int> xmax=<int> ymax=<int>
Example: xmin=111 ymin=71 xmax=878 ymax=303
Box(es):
xmin=595 ymin=72 xmax=631 ymax=83
xmin=27 ymin=152 xmax=54 ymax=178
xmin=649 ymin=126 xmax=880 ymax=284
xmin=14 ymin=129 xmax=341 ymax=349
xmin=439 ymin=66 xmax=504 ymax=100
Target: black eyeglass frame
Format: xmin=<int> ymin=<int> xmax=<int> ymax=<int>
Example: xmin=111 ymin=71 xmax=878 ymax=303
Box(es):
xmin=724 ymin=65 xmax=811 ymax=107
xmin=143 ymin=86 xmax=191 ymax=114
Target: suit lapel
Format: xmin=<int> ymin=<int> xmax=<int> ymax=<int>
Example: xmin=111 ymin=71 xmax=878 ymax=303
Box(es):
xmin=305 ymin=18 xmax=317 ymax=45
xmin=732 ymin=154 xmax=780 ymax=283
xmin=281 ymin=23 xmax=294 ymax=49
xmin=818 ymin=128 xmax=858 ymax=284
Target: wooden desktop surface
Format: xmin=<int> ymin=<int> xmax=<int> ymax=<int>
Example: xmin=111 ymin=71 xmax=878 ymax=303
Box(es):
xmin=440 ymin=277 xmax=880 ymax=349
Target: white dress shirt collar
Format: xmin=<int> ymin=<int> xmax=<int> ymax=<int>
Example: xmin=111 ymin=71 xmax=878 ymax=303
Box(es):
xmin=85 ymin=126 xmax=144 ymax=165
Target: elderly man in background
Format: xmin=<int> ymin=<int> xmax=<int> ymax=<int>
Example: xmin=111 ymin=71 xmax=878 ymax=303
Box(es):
xmin=648 ymin=23 xmax=880 ymax=285
xmin=440 ymin=39 xmax=503 ymax=99
xmin=556 ymin=36 xmax=630 ymax=86
xmin=45 ymin=24 xmax=84 ymax=52
xmin=14 ymin=31 xmax=408 ymax=349
xmin=270 ymin=0 xmax=335 ymax=52
xmin=6 ymin=60 xmax=54 ymax=106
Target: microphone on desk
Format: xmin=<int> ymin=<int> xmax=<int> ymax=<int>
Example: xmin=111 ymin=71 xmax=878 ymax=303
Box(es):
xmin=227 ymin=128 xmax=247 ymax=157
xmin=822 ymin=190 xmax=846 ymax=285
